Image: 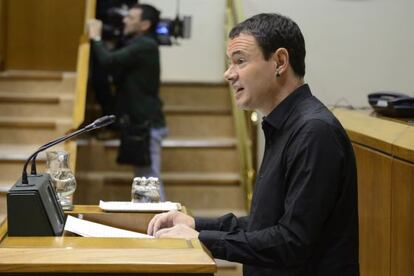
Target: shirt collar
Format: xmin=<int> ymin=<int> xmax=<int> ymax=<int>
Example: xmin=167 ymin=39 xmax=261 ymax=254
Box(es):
xmin=263 ymin=83 xmax=312 ymax=130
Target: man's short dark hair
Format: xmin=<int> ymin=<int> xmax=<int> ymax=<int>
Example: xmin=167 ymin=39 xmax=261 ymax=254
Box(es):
xmin=132 ymin=4 xmax=160 ymax=35
xmin=229 ymin=13 xmax=306 ymax=77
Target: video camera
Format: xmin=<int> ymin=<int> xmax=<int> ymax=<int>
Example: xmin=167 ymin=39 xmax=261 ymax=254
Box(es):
xmin=99 ymin=1 xmax=191 ymax=46
xmin=156 ymin=15 xmax=191 ymax=45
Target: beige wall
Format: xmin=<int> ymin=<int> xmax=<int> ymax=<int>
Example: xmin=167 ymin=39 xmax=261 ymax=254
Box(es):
xmin=137 ymin=0 xmax=414 ymax=104
xmin=244 ymin=0 xmax=414 ymax=164
xmin=5 ymin=0 xmax=85 ymax=71
xmin=141 ymin=0 xmax=226 ymax=83
xmin=244 ymin=0 xmax=414 ymax=107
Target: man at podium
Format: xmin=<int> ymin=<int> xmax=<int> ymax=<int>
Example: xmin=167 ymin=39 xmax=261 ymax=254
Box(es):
xmin=147 ymin=13 xmax=359 ymax=276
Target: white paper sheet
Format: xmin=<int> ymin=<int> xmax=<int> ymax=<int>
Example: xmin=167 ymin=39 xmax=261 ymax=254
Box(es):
xmin=99 ymin=200 xmax=182 ymax=212
xmin=64 ymin=215 xmax=153 ymax=238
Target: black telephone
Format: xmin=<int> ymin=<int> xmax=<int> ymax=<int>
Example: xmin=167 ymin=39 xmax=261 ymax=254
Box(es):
xmin=368 ymin=92 xmax=414 ymax=118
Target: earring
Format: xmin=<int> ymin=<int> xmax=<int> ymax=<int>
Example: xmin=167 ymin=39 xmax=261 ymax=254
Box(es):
xmin=275 ymin=71 xmax=280 ymax=78
xmin=275 ymin=63 xmax=280 ymax=78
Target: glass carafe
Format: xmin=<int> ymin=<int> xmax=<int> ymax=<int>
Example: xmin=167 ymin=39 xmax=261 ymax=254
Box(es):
xmin=46 ymin=150 xmax=77 ymax=210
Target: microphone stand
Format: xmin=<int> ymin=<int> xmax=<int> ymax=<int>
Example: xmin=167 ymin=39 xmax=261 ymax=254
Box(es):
xmin=7 ymin=115 xmax=116 ymax=236
xmin=22 ymin=115 xmax=116 ymax=185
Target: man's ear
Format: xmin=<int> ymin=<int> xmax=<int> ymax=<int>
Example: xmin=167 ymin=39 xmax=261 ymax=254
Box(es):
xmin=140 ymin=20 xmax=152 ymax=32
xmin=272 ymin=48 xmax=289 ymax=75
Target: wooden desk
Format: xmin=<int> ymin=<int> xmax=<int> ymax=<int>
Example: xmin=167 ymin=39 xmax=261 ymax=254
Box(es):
xmin=332 ymin=108 xmax=414 ymax=276
xmin=0 ymin=206 xmax=216 ymax=275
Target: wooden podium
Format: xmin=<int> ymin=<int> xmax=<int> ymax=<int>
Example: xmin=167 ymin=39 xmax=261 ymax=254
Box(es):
xmin=332 ymin=108 xmax=414 ymax=276
xmin=0 ymin=206 xmax=216 ymax=275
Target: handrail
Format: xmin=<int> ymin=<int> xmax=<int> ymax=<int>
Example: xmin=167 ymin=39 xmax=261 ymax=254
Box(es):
xmin=72 ymin=0 xmax=96 ymax=129
xmin=69 ymin=0 xmax=96 ymax=173
xmin=0 ymin=0 xmax=5 ymax=71
xmin=226 ymin=0 xmax=256 ymax=211
xmin=0 ymin=218 xmax=7 ymax=242
xmin=72 ymin=36 xmax=91 ymax=129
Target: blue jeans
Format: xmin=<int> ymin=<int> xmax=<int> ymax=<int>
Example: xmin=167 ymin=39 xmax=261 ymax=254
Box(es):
xmin=134 ymin=127 xmax=168 ymax=201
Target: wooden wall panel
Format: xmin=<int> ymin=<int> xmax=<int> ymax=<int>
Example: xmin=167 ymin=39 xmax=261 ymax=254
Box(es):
xmin=391 ymin=159 xmax=414 ymax=276
xmin=353 ymin=144 xmax=391 ymax=276
xmin=333 ymin=109 xmax=414 ymax=276
xmin=5 ymin=0 xmax=85 ymax=71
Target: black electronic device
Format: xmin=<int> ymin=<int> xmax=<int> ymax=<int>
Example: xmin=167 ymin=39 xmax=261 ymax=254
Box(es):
xmin=7 ymin=174 xmax=65 ymax=236
xmin=368 ymin=92 xmax=414 ymax=118
xmin=156 ymin=15 xmax=192 ymax=46
xmin=98 ymin=0 xmax=192 ymax=46
xmin=7 ymin=115 xmax=116 ymax=236
xmin=155 ymin=0 xmax=191 ymax=46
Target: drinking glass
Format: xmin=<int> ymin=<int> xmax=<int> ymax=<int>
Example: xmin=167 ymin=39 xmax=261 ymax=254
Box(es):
xmin=131 ymin=177 xmax=160 ymax=203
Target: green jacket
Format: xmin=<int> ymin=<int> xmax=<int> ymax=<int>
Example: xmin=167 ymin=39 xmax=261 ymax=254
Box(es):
xmin=91 ymin=35 xmax=166 ymax=128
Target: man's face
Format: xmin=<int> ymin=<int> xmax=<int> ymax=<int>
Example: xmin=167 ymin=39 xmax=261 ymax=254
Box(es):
xmin=123 ymin=8 xmax=144 ymax=36
xmin=224 ymin=33 xmax=277 ymax=114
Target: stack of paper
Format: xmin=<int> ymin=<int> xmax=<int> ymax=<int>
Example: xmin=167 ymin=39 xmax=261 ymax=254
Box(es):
xmin=64 ymin=215 xmax=153 ymax=238
xmin=99 ymin=200 xmax=182 ymax=212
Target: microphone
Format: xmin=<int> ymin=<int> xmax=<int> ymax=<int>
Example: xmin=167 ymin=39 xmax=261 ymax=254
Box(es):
xmin=26 ymin=115 xmax=116 ymax=183
xmin=87 ymin=114 xmax=116 ymax=129
xmin=7 ymin=115 xmax=116 ymax=236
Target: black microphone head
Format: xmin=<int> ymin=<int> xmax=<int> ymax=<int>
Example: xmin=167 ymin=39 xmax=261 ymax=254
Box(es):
xmin=89 ymin=115 xmax=116 ymax=130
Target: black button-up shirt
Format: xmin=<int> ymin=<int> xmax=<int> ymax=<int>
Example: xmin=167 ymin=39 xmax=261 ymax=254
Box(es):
xmin=196 ymin=84 xmax=359 ymax=276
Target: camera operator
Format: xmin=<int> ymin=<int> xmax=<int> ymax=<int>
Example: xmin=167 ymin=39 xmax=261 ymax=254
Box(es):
xmin=87 ymin=4 xmax=168 ymax=201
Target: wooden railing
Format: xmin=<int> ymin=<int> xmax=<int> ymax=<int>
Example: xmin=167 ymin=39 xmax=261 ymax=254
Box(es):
xmin=68 ymin=0 xmax=96 ymax=172
xmin=72 ymin=0 xmax=96 ymax=130
xmin=226 ymin=0 xmax=256 ymax=211
xmin=72 ymin=36 xmax=91 ymax=130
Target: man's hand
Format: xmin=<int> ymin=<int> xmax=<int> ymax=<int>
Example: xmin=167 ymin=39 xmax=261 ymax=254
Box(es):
xmin=147 ymin=210 xmax=195 ymax=236
xmin=154 ymin=224 xmax=199 ymax=239
xmin=87 ymin=19 xmax=103 ymax=40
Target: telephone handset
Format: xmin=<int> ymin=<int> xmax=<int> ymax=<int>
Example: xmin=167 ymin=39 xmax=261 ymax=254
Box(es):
xmin=368 ymin=92 xmax=414 ymax=118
